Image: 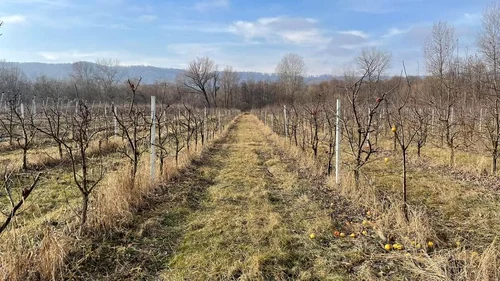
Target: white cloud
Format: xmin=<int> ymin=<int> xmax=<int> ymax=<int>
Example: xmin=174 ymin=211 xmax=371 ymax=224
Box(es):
xmin=166 ymin=43 xmax=221 ymax=56
xmin=456 ymin=13 xmax=481 ymax=25
xmin=138 ymin=14 xmax=158 ymax=22
xmin=37 ymin=50 xmax=128 ymax=61
xmin=343 ymin=0 xmax=423 ymax=14
xmin=338 ymin=30 xmax=369 ymax=39
xmin=382 ymin=27 xmax=410 ymax=38
xmin=0 ymin=15 xmax=27 ymax=24
xmin=229 ymin=17 xmax=328 ymax=45
xmin=194 ymin=0 xmax=229 ymax=11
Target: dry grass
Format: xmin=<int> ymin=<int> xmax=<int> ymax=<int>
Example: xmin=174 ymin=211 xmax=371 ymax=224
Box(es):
xmin=161 ymin=115 xmax=355 ymax=280
xmin=0 ymin=116 xmax=238 ymax=281
xmin=0 ymin=227 xmax=69 ymax=281
xmin=255 ymin=113 xmax=500 ymax=280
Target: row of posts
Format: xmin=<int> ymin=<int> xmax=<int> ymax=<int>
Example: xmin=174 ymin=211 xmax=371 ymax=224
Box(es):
xmin=271 ymin=100 xmax=342 ymax=185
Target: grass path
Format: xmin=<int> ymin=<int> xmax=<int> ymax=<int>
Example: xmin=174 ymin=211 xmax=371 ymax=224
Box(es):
xmin=67 ymin=114 xmax=385 ymax=280
xmin=162 ymin=114 xmax=354 ymax=280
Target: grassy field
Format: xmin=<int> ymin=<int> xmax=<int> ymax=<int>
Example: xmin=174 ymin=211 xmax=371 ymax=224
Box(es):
xmin=1 ymin=113 xmax=499 ymax=280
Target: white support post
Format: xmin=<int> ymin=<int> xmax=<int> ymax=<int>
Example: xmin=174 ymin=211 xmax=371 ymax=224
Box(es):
xmin=150 ymin=96 xmax=156 ymax=184
xmin=75 ymin=100 xmax=79 ymax=115
xmin=335 ymin=99 xmax=341 ymax=185
xmin=204 ymin=107 xmax=208 ymax=142
xmin=32 ymin=97 xmax=36 ymax=116
xmin=264 ymin=111 xmax=268 ymax=126
xmin=218 ymin=109 xmax=221 ymax=134
xmin=479 ymin=108 xmax=483 ymax=133
xmin=113 ymin=104 xmax=117 ymax=136
xmin=431 ymin=108 xmax=435 ymax=135
xmin=283 ymin=105 xmax=288 ymax=138
xmin=367 ymin=107 xmax=371 ymax=142
xmin=0 ymin=92 xmax=3 ymax=111
xmin=20 ymin=103 xmax=25 ymax=119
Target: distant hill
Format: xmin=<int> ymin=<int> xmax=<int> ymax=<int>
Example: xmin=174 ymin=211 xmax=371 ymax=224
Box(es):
xmin=2 ymin=62 xmax=334 ymax=84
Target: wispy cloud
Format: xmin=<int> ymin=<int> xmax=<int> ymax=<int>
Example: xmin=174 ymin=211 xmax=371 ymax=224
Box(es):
xmin=454 ymin=13 xmax=481 ymax=26
xmin=0 ymin=14 xmax=27 ymax=24
xmin=229 ymin=17 xmax=328 ymax=45
xmin=166 ymin=43 xmax=221 ymax=56
xmin=338 ymin=30 xmax=369 ymax=39
xmin=38 ymin=50 xmax=128 ymax=61
xmin=194 ymin=0 xmax=229 ymax=11
xmin=382 ymin=27 xmax=410 ymax=38
xmin=138 ymin=14 xmax=158 ymax=22
xmin=343 ymin=0 xmax=423 ymax=14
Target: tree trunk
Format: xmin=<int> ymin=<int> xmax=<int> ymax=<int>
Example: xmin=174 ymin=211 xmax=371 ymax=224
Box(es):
xmin=449 ymin=144 xmax=455 ymax=167
xmin=353 ymin=169 xmax=360 ymax=188
xmin=81 ymin=193 xmax=89 ymax=227
xmin=194 ymin=122 xmax=198 ymax=152
xmin=493 ymin=147 xmax=498 ymax=174
xmin=22 ymin=148 xmax=28 ymax=170
xmin=58 ymin=143 xmax=63 ymax=159
xmin=402 ymin=150 xmax=409 ymax=222
xmin=160 ymin=155 xmax=164 ymax=176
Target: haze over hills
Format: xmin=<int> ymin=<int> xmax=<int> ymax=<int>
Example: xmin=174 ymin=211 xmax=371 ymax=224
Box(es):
xmin=2 ymin=62 xmax=335 ymax=84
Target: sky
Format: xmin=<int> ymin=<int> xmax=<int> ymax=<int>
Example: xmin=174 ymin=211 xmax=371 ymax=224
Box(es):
xmin=0 ymin=0 xmax=493 ymax=76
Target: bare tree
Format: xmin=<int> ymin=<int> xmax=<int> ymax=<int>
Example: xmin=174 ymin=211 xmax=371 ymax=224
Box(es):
xmin=386 ymin=64 xmax=421 ymax=221
xmin=0 ymin=167 xmax=42 ymax=234
xmin=275 ymin=53 xmax=306 ymax=104
xmin=343 ymin=48 xmax=395 ymax=185
xmin=183 ymin=57 xmax=219 ymax=108
xmin=113 ymin=78 xmax=149 ymax=181
xmin=0 ymin=66 xmax=30 ymax=146
xmin=424 ymin=21 xmax=460 ymax=166
xmin=94 ymin=59 xmax=123 ymax=102
xmin=71 ymin=62 xmax=97 ymax=102
xmin=15 ymin=103 xmax=38 ymax=170
xmin=221 ymin=66 xmax=239 ymax=108
xmin=478 ymin=2 xmax=500 ymax=174
xmin=38 ymin=99 xmax=105 ymax=227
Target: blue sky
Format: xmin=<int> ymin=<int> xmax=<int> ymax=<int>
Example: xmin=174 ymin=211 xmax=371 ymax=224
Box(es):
xmin=0 ymin=0 xmax=492 ymax=75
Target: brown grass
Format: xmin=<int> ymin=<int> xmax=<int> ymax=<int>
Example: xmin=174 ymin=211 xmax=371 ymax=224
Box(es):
xmin=0 ymin=227 xmax=69 ymax=281
xmin=254 ymin=112 xmax=500 ymax=280
xmin=0 ymin=116 xmax=239 ymax=281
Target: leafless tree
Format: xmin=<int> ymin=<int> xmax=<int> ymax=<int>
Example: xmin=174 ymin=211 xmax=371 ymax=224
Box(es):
xmin=183 ymin=57 xmax=219 ymax=108
xmin=0 ymin=66 xmax=30 ymax=146
xmin=221 ymin=66 xmax=240 ymax=108
xmin=94 ymin=59 xmax=123 ymax=102
xmin=170 ymin=113 xmax=186 ymax=167
xmin=0 ymin=167 xmax=42 ymax=234
xmin=275 ymin=53 xmax=306 ymax=104
xmin=478 ymin=2 xmax=500 ymax=174
xmin=343 ymin=48 xmax=395 ymax=185
xmin=113 ymin=78 xmax=149 ymax=181
xmin=386 ymin=64 xmax=421 ymax=221
xmin=15 ymin=103 xmax=38 ymax=170
xmin=39 ymin=100 xmax=105 ymax=227
xmin=424 ymin=21 xmax=460 ymax=166
xmin=71 ymin=62 xmax=97 ymax=102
